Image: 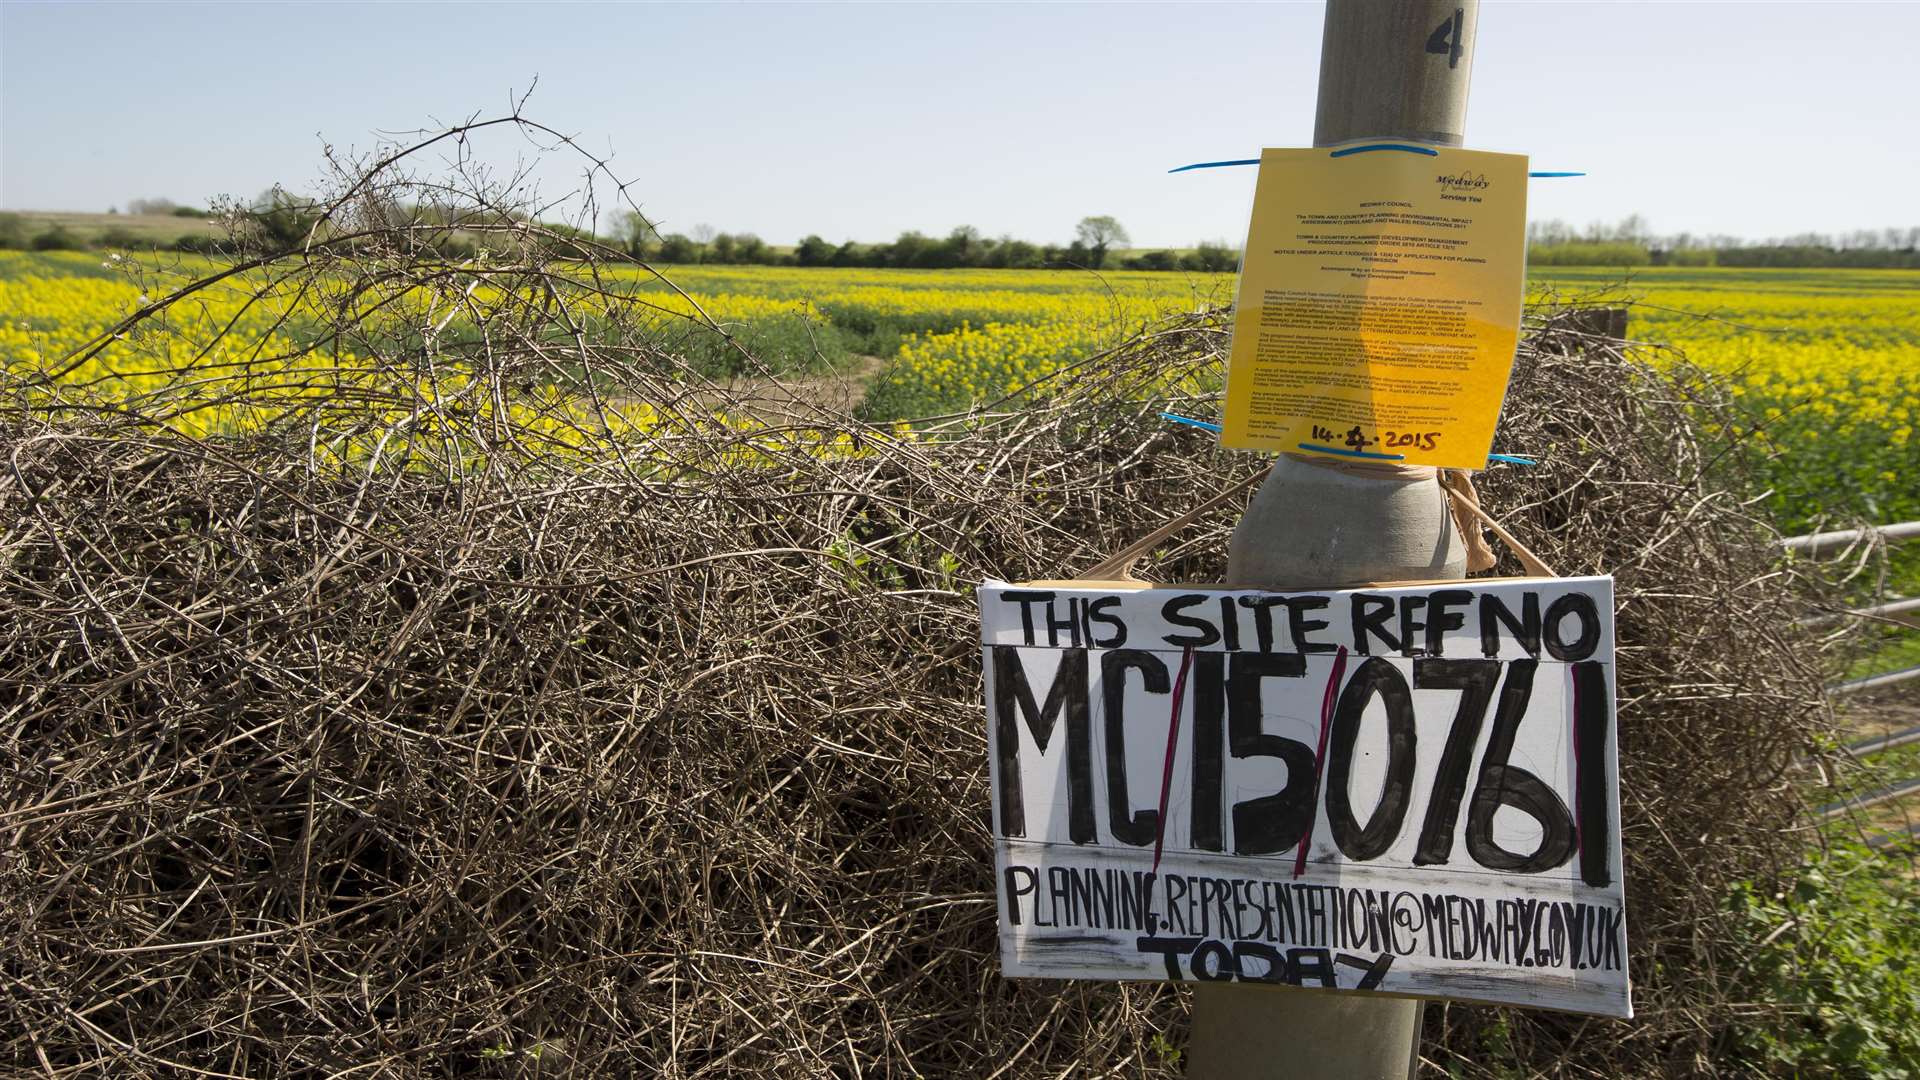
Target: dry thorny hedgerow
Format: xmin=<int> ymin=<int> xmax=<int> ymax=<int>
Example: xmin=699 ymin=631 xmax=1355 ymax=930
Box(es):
xmin=0 ymin=115 xmax=1854 ymax=1077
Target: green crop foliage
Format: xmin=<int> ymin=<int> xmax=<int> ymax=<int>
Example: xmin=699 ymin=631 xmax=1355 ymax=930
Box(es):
xmin=1533 ymin=267 xmax=1920 ymax=532
xmin=1725 ymin=844 xmax=1920 ymax=1078
xmin=16 ymin=254 xmax=1911 ymax=525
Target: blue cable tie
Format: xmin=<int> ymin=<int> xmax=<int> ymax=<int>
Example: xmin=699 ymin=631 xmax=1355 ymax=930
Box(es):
xmin=1167 ymin=158 xmax=1260 ymax=174
xmin=1169 ymin=156 xmax=1583 ymax=178
xmin=1159 ymin=412 xmax=1222 ymax=433
xmin=1163 ymin=414 xmax=1539 ymax=467
xmin=1328 ymin=143 xmax=1438 ymax=158
xmin=1297 ymin=442 xmax=1406 ymax=461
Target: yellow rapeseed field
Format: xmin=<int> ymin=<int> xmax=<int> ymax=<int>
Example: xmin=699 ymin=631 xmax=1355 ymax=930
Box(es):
xmin=1536 ymin=266 xmax=1920 ymax=527
xmin=0 ymin=252 xmax=663 ymax=462
xmin=2 ymin=252 xmax=1912 ymax=527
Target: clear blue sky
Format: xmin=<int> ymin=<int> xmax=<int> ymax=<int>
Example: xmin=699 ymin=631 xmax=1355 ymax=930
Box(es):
xmin=4 ymin=1 xmax=1916 ymax=247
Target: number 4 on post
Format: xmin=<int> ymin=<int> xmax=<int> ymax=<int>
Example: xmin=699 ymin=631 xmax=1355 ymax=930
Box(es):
xmin=1426 ymin=7 xmax=1465 ymax=70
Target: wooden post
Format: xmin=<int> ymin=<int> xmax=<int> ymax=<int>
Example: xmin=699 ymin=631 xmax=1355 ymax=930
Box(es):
xmin=1186 ymin=2 xmax=1481 ymax=1076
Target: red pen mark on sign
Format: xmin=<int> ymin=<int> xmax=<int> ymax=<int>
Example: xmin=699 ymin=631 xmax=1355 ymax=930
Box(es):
xmin=1150 ymin=646 xmax=1197 ymax=876
xmin=1570 ymin=665 xmax=1586 ymax=866
xmin=1296 ymin=645 xmax=1350 ymax=879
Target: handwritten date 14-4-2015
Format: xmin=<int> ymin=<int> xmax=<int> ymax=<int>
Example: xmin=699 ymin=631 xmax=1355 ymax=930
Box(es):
xmin=1308 ymin=424 xmax=1441 ymax=453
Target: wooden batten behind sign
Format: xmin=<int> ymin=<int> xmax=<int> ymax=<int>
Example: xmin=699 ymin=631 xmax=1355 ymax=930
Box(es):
xmin=980 ymin=575 xmax=1630 ymax=1018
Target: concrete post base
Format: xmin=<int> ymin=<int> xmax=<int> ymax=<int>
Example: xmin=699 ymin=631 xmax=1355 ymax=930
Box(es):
xmin=1226 ymin=457 xmax=1467 ymax=590
xmin=1186 ymin=985 xmax=1422 ymax=1079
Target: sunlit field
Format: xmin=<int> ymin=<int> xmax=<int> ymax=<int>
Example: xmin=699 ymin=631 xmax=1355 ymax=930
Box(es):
xmin=1534 ymin=266 xmax=1920 ymax=529
xmin=0 ymin=252 xmax=665 ymax=459
xmin=3 ymin=252 xmax=1914 ymax=529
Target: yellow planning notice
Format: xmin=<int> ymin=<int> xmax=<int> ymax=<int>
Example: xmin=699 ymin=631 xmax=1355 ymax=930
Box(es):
xmin=1220 ymin=144 xmax=1529 ymax=469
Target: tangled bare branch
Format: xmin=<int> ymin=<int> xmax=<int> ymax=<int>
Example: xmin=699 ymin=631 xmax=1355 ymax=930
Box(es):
xmin=0 ymin=118 xmax=1850 ymax=1078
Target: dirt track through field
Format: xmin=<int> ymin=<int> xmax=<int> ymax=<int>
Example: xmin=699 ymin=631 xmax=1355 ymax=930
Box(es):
xmin=719 ymin=353 xmax=886 ymax=415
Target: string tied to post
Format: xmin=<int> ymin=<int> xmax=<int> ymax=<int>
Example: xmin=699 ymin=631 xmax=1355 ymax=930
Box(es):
xmin=1081 ymin=454 xmax=1556 ymax=582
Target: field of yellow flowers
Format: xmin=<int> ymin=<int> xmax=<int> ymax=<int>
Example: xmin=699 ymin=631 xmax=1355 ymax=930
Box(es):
xmin=2 ymin=252 xmax=1913 ymax=530
xmin=606 ymin=262 xmax=1238 ymax=388
xmin=1536 ymin=266 xmax=1919 ymax=530
xmin=660 ymin=261 xmax=1919 ymax=532
xmin=0 ymin=251 xmax=663 ymax=462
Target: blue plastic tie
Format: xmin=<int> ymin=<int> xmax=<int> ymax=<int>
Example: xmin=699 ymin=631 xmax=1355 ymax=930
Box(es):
xmin=1296 ymin=442 xmax=1407 ymax=461
xmin=1167 ymin=158 xmax=1260 ymax=174
xmin=1328 ymin=143 xmax=1438 ymax=158
xmin=1159 ymin=411 xmax=1222 ymax=433
xmin=1161 ymin=414 xmax=1539 ymax=468
xmin=1169 ymin=156 xmax=1583 ymax=179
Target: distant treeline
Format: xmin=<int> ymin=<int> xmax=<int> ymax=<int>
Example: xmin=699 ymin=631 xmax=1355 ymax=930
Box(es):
xmin=0 ymin=196 xmax=582 ymax=259
xmin=620 ymin=212 xmax=1920 ymax=272
xmin=614 ymin=213 xmax=1241 ymax=272
xmin=12 ymin=199 xmax=1918 ymax=272
xmin=1528 ymin=216 xmax=1920 ymax=269
xmin=2 ymin=200 xmax=1244 ymax=273
xmin=632 ymin=229 xmax=1239 ymax=273
xmin=0 ymin=208 xmax=215 ymax=255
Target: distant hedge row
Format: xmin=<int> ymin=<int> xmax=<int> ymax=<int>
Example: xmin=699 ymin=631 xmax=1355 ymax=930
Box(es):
xmin=9 ymin=210 xmax=1916 ymax=270
xmin=1528 ymin=240 xmax=1920 ymax=269
xmin=0 ymin=213 xmax=222 ymax=255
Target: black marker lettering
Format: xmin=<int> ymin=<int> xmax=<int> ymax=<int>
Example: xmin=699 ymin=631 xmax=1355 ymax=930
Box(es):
xmin=1227 ymin=652 xmax=1317 ymax=855
xmin=1425 ymin=589 xmax=1472 ymax=657
xmin=1190 ymin=939 xmax=1237 ymax=981
xmin=1351 ymin=594 xmax=1401 ymax=655
xmin=1135 ymin=936 xmax=1198 ymax=980
xmin=1285 ymin=596 xmax=1336 ymax=654
xmin=1287 ymin=947 xmax=1338 ymax=988
xmin=1233 ymin=941 xmax=1285 ymax=983
xmin=1410 ymin=658 xmax=1500 ymax=865
xmin=1236 ymin=595 xmax=1286 ymax=653
xmin=1572 ymin=660 xmax=1615 ymax=887
xmin=1162 ymin=594 xmax=1219 ymax=648
xmin=1398 ymin=596 xmax=1429 ymax=657
xmin=1544 ymin=592 xmax=1602 ymax=661
xmin=1326 ymin=658 xmax=1417 ymax=860
xmin=1101 ymin=650 xmax=1169 ymax=847
xmin=1480 ymin=591 xmax=1540 ymax=657
xmin=1190 ymin=651 xmax=1227 ymax=852
xmin=1044 ymin=597 xmax=1080 ymax=648
xmin=1218 ymin=595 xmax=1241 ymax=652
xmin=1003 ymin=866 xmax=1037 ymax=926
xmin=997 ymin=590 xmax=1054 ymax=647
xmin=992 ymin=646 xmax=1094 ymax=843
xmin=1087 ymin=595 xmax=1127 ymax=648
xmin=1336 ymin=951 xmax=1396 ymax=991
xmin=1465 ymin=659 xmax=1577 ymax=872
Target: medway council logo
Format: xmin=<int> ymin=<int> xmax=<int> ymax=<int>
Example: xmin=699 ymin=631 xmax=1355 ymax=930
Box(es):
xmin=1435 ymin=171 xmax=1491 ymax=192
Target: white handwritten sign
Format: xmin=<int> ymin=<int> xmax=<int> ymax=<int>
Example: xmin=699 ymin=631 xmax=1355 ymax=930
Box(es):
xmin=981 ymin=576 xmax=1629 ymax=1018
